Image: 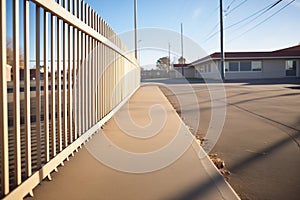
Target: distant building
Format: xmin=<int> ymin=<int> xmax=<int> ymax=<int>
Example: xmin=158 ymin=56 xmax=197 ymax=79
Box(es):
xmin=173 ymin=64 xmax=194 ymax=78
xmin=174 ymin=44 xmax=300 ymax=80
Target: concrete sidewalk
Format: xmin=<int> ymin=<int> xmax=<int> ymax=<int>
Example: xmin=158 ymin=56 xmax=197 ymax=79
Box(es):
xmin=26 ymin=85 xmax=239 ymax=200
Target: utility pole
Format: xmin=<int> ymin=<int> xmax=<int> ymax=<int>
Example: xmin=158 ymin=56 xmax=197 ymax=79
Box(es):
xmin=181 ymin=23 xmax=184 ymax=76
xmin=220 ymin=0 xmax=225 ymax=81
xmin=134 ymin=0 xmax=138 ymax=60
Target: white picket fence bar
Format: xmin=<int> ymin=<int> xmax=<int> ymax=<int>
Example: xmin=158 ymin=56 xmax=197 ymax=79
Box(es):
xmin=0 ymin=0 xmax=140 ymax=199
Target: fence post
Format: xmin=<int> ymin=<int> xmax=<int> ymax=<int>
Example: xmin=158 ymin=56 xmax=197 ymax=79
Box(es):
xmin=0 ymin=0 xmax=9 ymax=196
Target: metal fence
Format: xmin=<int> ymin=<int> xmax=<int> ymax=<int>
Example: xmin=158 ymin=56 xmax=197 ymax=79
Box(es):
xmin=0 ymin=0 xmax=140 ymax=199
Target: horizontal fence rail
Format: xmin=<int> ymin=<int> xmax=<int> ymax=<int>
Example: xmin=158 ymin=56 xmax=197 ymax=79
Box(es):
xmin=0 ymin=0 xmax=140 ymax=199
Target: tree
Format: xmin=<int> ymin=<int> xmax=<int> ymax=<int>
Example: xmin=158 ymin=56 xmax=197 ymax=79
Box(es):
xmin=7 ymin=37 xmax=24 ymax=68
xmin=156 ymin=56 xmax=170 ymax=71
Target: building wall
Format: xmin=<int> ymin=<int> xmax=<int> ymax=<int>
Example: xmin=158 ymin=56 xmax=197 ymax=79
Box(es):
xmin=194 ymin=61 xmax=222 ymax=80
xmin=183 ymin=68 xmax=195 ymax=78
xmin=223 ymin=59 xmax=300 ymax=80
xmin=262 ymin=59 xmax=285 ymax=78
xmin=174 ymin=67 xmax=195 ymax=78
xmin=194 ymin=59 xmax=300 ymax=80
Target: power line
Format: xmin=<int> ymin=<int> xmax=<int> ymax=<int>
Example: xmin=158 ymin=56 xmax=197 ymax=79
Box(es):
xmin=226 ymin=0 xmax=238 ymax=11
xmin=202 ymin=27 xmax=219 ymax=43
xmin=203 ymin=22 xmax=220 ymax=40
xmin=202 ymin=0 xmax=283 ymax=43
xmin=226 ymin=0 xmax=283 ymax=31
xmin=202 ymin=0 xmax=250 ymax=43
xmin=201 ymin=5 xmax=220 ymax=23
xmin=225 ymin=0 xmax=249 ymax=16
xmin=199 ymin=4 xmax=221 ymax=43
xmin=227 ymin=0 xmax=295 ymax=43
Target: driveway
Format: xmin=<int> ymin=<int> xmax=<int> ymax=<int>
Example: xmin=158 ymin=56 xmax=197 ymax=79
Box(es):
xmin=145 ymin=78 xmax=300 ymax=200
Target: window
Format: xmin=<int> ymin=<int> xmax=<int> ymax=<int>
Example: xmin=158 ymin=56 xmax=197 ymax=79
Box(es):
xmin=204 ymin=64 xmax=211 ymax=73
xmin=286 ymin=60 xmax=296 ymax=70
xmin=225 ymin=62 xmax=229 ymax=72
xmin=207 ymin=64 xmax=211 ymax=72
xmin=228 ymin=62 xmax=239 ymax=71
xmin=225 ymin=61 xmax=262 ymax=72
xmin=240 ymin=61 xmax=251 ymax=71
xmin=286 ymin=60 xmax=297 ymax=76
xmin=252 ymin=61 xmax=262 ymax=71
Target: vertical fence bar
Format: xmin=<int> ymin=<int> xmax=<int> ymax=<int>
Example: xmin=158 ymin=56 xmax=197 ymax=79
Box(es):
xmin=84 ymin=3 xmax=88 ymax=131
xmin=76 ymin=0 xmax=80 ymax=139
xmin=107 ymin=24 xmax=110 ymax=115
xmin=92 ymin=11 xmax=94 ymax=125
xmin=81 ymin=0 xmax=84 ymax=134
xmin=95 ymin=14 xmax=98 ymax=124
xmin=68 ymin=0 xmax=73 ymax=144
xmin=76 ymin=0 xmax=79 ymax=136
xmin=0 ymin=0 xmax=9 ymax=196
xmin=81 ymin=2 xmax=85 ymax=134
xmin=71 ymin=0 xmax=78 ymax=141
xmin=95 ymin=15 xmax=98 ymax=123
xmin=50 ymin=13 xmax=56 ymax=158
xmin=13 ymin=0 xmax=22 ymax=186
xmin=103 ymin=20 xmax=106 ymax=116
xmin=24 ymin=0 xmax=32 ymax=178
xmin=99 ymin=19 xmax=102 ymax=120
xmin=94 ymin=12 xmax=96 ymax=125
xmin=44 ymin=10 xmax=50 ymax=162
xmin=81 ymin=0 xmax=85 ymax=134
xmin=101 ymin=19 xmax=104 ymax=119
xmin=77 ymin=33 xmax=81 ymax=138
xmin=89 ymin=5 xmax=92 ymax=128
xmin=62 ymin=0 xmax=68 ymax=148
xmin=100 ymin=40 xmax=102 ymax=120
xmin=91 ymin=10 xmax=94 ymax=125
xmin=86 ymin=5 xmax=90 ymax=129
xmin=36 ymin=6 xmax=42 ymax=168
xmin=96 ymin=16 xmax=99 ymax=122
xmin=103 ymin=23 xmax=106 ymax=116
xmin=99 ymin=42 xmax=102 ymax=120
xmin=57 ymin=0 xmax=62 ymax=152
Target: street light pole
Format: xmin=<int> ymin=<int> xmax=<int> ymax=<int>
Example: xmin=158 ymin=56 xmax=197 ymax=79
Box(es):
xmin=134 ymin=0 xmax=138 ymax=60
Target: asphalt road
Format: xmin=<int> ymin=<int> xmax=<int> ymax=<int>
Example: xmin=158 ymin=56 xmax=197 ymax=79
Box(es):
xmin=144 ymin=78 xmax=300 ymax=200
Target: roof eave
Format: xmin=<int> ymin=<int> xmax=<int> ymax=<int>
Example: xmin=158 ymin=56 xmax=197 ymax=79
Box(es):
xmin=193 ymin=56 xmax=300 ymax=65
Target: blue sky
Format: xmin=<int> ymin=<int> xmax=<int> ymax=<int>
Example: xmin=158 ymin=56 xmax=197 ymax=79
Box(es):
xmin=84 ymin=0 xmax=300 ymax=68
xmin=5 ymin=0 xmax=300 ymax=69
